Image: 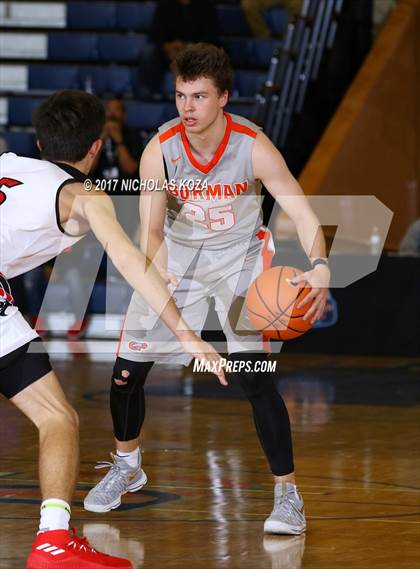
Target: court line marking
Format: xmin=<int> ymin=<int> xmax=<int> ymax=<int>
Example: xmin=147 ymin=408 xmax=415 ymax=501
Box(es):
xmin=1 ymin=478 xmax=419 ymax=496
xmin=1 ymin=513 xmax=419 ymax=526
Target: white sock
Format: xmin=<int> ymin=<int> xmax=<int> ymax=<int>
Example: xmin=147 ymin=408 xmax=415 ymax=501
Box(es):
xmin=39 ymin=499 xmax=71 ymax=533
xmin=116 ymin=447 xmax=140 ymax=469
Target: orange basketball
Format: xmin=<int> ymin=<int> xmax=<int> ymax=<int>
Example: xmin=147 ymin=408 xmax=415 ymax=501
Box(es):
xmin=245 ymin=266 xmax=314 ymax=340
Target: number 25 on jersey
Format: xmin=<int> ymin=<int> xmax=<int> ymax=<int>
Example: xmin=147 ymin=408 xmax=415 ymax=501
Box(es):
xmin=181 ymin=203 xmax=235 ymax=231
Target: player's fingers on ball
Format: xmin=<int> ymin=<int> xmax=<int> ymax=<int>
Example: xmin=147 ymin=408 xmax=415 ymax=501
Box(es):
xmin=297 ymin=291 xmax=315 ymax=308
xmin=297 ymin=297 xmax=310 ymax=309
xmin=310 ymin=308 xmax=322 ymax=323
xmin=289 ymin=274 xmax=306 ymax=285
xmin=303 ymin=297 xmax=321 ymax=320
xmin=313 ymin=300 xmax=326 ymax=322
xmin=303 ymin=305 xmax=316 ymax=320
xmin=297 ymin=290 xmax=317 ymax=309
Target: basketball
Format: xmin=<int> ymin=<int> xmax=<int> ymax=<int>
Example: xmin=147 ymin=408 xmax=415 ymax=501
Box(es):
xmin=246 ymin=266 xmax=314 ymax=340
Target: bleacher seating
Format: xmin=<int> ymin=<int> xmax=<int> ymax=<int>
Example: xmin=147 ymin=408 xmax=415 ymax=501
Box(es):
xmin=48 ymin=32 xmax=98 ymax=60
xmin=1 ymin=1 xmax=288 ymax=160
xmin=97 ymin=34 xmax=148 ymax=62
xmin=8 ymin=97 xmax=45 ymax=126
xmin=79 ymin=66 xmax=134 ymax=96
xmin=265 ymin=5 xmax=288 ymax=35
xmin=67 ymin=2 xmax=116 ymax=29
xmin=116 ymin=2 xmax=157 ymax=32
xmin=28 ymin=64 xmax=80 ymax=91
xmin=222 ymin=38 xmax=282 ymax=67
xmin=233 ymin=70 xmax=266 ymax=97
xmin=2 ymin=131 xmax=37 ymax=157
xmin=125 ymin=101 xmax=174 ymax=130
xmin=217 ymin=5 xmax=250 ymax=35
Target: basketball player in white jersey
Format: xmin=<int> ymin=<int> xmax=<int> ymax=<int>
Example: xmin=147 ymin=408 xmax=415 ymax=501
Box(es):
xmin=0 ymin=90 xmax=225 ymax=569
xmin=85 ymin=44 xmax=330 ymax=535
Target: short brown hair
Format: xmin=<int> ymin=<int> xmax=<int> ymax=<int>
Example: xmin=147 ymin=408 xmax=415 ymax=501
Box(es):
xmin=171 ymin=43 xmax=233 ymax=94
xmin=33 ymin=90 xmax=105 ymax=162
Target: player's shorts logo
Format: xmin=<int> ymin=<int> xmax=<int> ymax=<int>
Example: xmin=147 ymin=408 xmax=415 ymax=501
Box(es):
xmin=128 ymin=340 xmax=149 ymax=352
xmin=0 ymin=272 xmax=14 ymax=316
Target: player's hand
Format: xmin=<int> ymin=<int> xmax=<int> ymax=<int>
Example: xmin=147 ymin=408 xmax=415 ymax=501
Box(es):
xmin=178 ymin=332 xmax=227 ymax=386
xmin=291 ymin=265 xmax=330 ymax=324
xmin=152 ymin=261 xmax=178 ymax=289
xmin=161 ymin=271 xmax=178 ymax=288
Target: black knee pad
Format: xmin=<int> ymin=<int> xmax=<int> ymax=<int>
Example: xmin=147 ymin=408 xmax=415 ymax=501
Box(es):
xmin=227 ymin=351 xmax=273 ymax=398
xmin=111 ymin=358 xmax=151 ymax=392
xmin=110 ymin=358 xmax=153 ymax=441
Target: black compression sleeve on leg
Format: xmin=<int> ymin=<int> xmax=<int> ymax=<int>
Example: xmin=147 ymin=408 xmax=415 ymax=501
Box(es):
xmin=227 ymin=351 xmax=294 ymax=476
xmin=110 ymin=358 xmax=154 ymax=441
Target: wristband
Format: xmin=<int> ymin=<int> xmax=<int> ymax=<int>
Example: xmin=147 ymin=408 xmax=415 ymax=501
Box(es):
xmin=311 ymin=258 xmax=329 ymax=268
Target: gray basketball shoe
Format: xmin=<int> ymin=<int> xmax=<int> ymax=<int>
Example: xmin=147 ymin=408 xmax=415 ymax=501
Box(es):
xmin=264 ymin=482 xmax=306 ymax=535
xmin=84 ymin=453 xmax=147 ymax=513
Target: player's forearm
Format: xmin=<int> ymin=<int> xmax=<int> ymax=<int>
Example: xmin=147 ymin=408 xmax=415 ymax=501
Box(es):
xmin=111 ymin=240 xmax=192 ymax=340
xmin=140 ymin=229 xmax=168 ymax=272
xmin=295 ymin=212 xmax=327 ymax=261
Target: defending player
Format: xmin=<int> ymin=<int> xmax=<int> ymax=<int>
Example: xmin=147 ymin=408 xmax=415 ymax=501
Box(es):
xmin=84 ymin=44 xmax=330 ymax=535
xmin=0 ymin=90 xmax=225 ymax=569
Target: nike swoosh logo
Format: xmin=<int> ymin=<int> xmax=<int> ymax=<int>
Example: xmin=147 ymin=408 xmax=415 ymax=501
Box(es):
xmin=171 ymin=156 xmax=181 ymax=163
xmin=128 ymin=468 xmax=142 ymax=481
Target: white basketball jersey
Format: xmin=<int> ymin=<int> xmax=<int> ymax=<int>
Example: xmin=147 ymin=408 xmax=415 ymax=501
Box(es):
xmin=0 ymin=153 xmax=83 ymax=279
xmin=158 ymin=112 xmax=263 ymax=249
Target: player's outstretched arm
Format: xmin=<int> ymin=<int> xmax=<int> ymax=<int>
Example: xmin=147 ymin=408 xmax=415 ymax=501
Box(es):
xmin=60 ymin=183 xmax=227 ymax=384
xmin=252 ymin=132 xmax=330 ymax=322
xmin=138 ymin=134 xmax=176 ymax=286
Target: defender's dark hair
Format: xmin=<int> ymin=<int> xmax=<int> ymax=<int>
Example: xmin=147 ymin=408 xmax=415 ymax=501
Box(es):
xmin=171 ymin=43 xmax=234 ymax=94
xmin=33 ymin=90 xmax=105 ymax=162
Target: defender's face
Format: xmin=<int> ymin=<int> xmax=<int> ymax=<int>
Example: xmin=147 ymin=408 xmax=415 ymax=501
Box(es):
xmin=175 ymin=77 xmax=228 ymax=134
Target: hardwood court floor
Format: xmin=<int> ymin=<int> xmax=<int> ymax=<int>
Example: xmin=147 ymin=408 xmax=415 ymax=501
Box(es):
xmin=0 ymin=353 xmax=419 ymax=568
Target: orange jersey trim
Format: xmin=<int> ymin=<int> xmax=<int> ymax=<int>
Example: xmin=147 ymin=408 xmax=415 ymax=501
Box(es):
xmin=159 ymin=123 xmax=182 ymax=144
xmin=256 ymin=228 xmax=274 ymax=353
xmin=180 ymin=112 xmax=233 ymax=175
xmin=231 ymin=121 xmax=257 ymax=138
xmin=160 ymin=113 xmax=256 ymax=174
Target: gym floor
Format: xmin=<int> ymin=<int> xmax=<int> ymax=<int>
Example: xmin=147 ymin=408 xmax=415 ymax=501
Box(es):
xmin=1 ymin=353 xmax=419 ymax=568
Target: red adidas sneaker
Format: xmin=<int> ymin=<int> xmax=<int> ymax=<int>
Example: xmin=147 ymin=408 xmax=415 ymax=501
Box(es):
xmin=27 ymin=528 xmax=132 ymax=568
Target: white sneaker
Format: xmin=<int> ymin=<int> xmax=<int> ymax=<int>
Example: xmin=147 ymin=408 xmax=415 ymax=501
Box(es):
xmin=84 ymin=453 xmax=147 ymax=513
xmin=264 ymin=482 xmax=306 ymax=535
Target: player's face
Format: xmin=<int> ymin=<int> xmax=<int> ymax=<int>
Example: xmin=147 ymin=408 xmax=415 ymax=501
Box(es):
xmin=175 ymin=77 xmax=228 ymax=135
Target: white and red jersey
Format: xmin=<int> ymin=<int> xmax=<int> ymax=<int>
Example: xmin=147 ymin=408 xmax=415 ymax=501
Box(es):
xmin=158 ymin=112 xmax=263 ymax=249
xmin=0 ymin=152 xmax=83 ymax=280
xmin=0 ymin=153 xmax=86 ymax=356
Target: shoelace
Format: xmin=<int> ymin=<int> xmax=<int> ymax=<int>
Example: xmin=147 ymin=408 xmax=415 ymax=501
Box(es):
xmin=67 ymin=529 xmax=97 ymax=555
xmin=93 ymin=456 xmax=131 ymax=493
xmin=274 ymin=493 xmax=303 ymax=522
